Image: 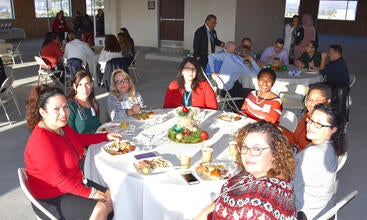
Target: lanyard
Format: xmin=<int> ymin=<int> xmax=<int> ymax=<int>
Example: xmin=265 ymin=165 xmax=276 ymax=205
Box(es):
xmin=183 ymin=90 xmax=192 ymax=107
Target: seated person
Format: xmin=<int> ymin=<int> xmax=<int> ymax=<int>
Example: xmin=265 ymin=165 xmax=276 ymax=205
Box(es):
xmin=98 ymin=35 xmax=122 ymax=73
xmin=240 ymin=37 xmax=257 ymax=59
xmin=68 ymin=69 xmax=101 ymax=134
xmin=294 ymin=104 xmax=346 ymax=219
xmin=280 ymin=82 xmax=332 ymax=152
xmin=260 ymin=38 xmax=289 ymax=66
xmin=41 ymin=32 xmax=64 ymax=83
xmin=163 ymin=57 xmax=217 ymax=110
xmin=107 ymin=69 xmax=144 ymax=121
xmin=195 ymin=121 xmax=297 ymax=220
xmin=24 ymin=84 xmax=122 ymax=219
xmin=64 ymin=31 xmax=95 ymax=79
xmin=241 ymin=68 xmax=282 ymax=124
xmin=206 ymin=46 xmax=260 ymax=107
xmin=295 ymin=41 xmax=321 ymax=69
xmin=219 ymin=41 xmax=237 ymax=54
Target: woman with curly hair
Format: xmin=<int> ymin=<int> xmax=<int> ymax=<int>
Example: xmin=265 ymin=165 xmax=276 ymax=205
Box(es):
xmin=163 ymin=57 xmax=217 ymax=109
xmin=195 ymin=121 xmax=297 ymax=220
xmin=107 ymin=69 xmax=144 ymax=121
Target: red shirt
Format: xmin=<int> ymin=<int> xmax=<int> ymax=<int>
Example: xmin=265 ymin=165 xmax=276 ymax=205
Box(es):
xmin=163 ymin=80 xmax=218 ymax=110
xmin=41 ymin=42 xmax=64 ymax=68
xmin=283 ymin=113 xmax=311 ymax=152
xmin=24 ymin=124 xmax=107 ymax=199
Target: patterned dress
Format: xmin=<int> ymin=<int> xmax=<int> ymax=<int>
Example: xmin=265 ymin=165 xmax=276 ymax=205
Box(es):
xmin=211 ymin=171 xmax=297 ymax=220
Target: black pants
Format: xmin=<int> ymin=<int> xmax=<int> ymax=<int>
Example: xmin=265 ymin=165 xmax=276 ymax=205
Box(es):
xmin=33 ymin=180 xmax=113 ymax=220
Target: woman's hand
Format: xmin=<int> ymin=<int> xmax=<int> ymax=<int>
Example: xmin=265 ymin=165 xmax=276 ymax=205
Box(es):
xmin=107 ymin=132 xmax=122 ymax=141
xmin=131 ymin=104 xmax=141 ymax=114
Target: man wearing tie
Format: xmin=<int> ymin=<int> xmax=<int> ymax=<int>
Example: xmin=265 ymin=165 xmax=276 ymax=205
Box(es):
xmin=193 ymin=14 xmax=225 ymax=68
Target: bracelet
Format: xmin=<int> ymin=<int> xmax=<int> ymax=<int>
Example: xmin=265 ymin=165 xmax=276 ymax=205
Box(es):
xmin=88 ymin=187 xmax=97 ymax=199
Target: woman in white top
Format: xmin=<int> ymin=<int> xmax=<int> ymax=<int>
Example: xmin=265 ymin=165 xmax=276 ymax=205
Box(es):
xmin=98 ymin=34 xmax=122 ymax=73
xmin=294 ymin=103 xmax=346 ymax=220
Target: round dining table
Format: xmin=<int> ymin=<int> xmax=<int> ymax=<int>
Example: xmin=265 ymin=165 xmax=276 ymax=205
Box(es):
xmin=84 ymin=108 xmax=255 ymax=220
xmin=239 ymin=64 xmax=323 ymax=96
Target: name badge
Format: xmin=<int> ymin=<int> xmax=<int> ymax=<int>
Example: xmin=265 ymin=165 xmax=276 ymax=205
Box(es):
xmin=262 ymin=104 xmax=271 ymax=113
xmin=91 ymin=107 xmax=96 ymax=116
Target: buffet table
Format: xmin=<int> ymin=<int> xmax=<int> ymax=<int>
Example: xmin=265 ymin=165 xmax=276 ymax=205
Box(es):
xmin=239 ymin=65 xmax=323 ymax=96
xmin=84 ymin=108 xmax=255 ymax=220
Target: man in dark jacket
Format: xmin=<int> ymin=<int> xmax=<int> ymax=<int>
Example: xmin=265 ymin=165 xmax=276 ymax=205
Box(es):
xmin=193 ymin=14 xmax=224 ymax=68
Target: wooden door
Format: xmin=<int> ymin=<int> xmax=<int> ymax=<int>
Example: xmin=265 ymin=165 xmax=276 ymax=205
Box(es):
xmin=159 ymin=0 xmax=184 ymax=46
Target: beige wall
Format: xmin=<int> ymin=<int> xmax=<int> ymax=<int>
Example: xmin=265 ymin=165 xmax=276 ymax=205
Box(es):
xmin=235 ymin=0 xmax=286 ymax=54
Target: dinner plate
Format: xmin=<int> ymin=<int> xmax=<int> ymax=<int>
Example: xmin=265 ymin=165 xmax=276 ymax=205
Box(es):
xmin=304 ymin=69 xmax=319 ymax=74
xmin=194 ymin=162 xmax=231 ymax=181
xmin=131 ymin=111 xmax=155 ymax=120
xmin=102 ymin=140 xmax=139 ymax=156
xmin=218 ymin=112 xmax=244 ymax=122
xmin=96 ymin=122 xmax=129 ymax=133
xmin=134 ymin=156 xmax=173 ymax=175
xmin=175 ymin=106 xmax=200 ymax=116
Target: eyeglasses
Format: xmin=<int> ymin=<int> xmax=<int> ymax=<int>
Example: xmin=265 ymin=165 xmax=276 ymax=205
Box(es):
xmin=183 ymin=67 xmax=196 ymax=72
xmin=114 ymin=78 xmax=129 ymax=85
xmin=306 ymin=117 xmax=333 ymax=129
xmin=239 ymin=145 xmax=271 ymax=156
xmin=305 ymin=97 xmax=326 ymax=104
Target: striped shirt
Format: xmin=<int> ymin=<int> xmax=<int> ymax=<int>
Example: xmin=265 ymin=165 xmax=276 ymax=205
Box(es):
xmin=107 ymin=92 xmax=144 ymax=121
xmin=241 ymin=90 xmax=282 ymax=123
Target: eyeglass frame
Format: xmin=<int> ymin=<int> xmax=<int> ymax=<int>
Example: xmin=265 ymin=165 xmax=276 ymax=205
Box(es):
xmin=182 ymin=67 xmax=197 ymax=72
xmin=304 ymin=97 xmax=326 ymax=104
xmin=114 ymin=78 xmax=129 ymax=85
xmin=306 ymin=117 xmax=333 ymax=129
xmin=238 ymin=145 xmax=272 ymax=157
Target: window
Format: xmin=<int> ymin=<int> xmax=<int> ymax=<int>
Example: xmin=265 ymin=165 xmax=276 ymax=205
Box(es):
xmin=284 ymin=0 xmax=300 ymax=18
xmin=318 ymin=0 xmax=358 ymax=20
xmin=34 ymin=0 xmax=71 ymax=18
xmin=86 ymin=0 xmax=104 ymax=16
xmin=0 ymin=0 xmax=14 ymax=19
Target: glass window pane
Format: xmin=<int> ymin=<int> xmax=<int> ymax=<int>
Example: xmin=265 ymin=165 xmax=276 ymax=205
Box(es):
xmin=0 ymin=0 xmax=14 ymax=19
xmin=34 ymin=0 xmax=71 ymax=18
xmin=86 ymin=0 xmax=104 ymax=16
xmin=318 ymin=0 xmax=357 ymax=21
xmin=284 ymin=0 xmax=300 ymax=18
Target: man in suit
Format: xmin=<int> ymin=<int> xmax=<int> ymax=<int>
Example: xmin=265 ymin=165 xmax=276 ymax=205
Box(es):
xmin=193 ymin=14 xmax=224 ymax=68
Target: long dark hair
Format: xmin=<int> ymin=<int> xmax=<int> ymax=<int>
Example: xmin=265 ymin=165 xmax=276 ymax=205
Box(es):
xmin=313 ymin=103 xmax=346 ymax=156
xmin=26 ymin=84 xmax=65 ymax=129
xmin=41 ymin=32 xmax=59 ymax=49
xmin=68 ymin=69 xmax=99 ymax=115
xmin=176 ymin=57 xmax=204 ymax=90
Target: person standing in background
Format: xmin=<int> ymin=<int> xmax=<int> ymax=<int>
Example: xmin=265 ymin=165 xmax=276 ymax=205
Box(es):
xmin=95 ymin=9 xmax=105 ymax=36
xmin=193 ymin=14 xmax=224 ymax=68
xmin=284 ymin=15 xmax=303 ymax=64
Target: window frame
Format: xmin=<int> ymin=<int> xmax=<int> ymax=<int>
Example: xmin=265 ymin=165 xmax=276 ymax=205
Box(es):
xmin=317 ymin=0 xmax=358 ymax=21
xmin=284 ymin=0 xmax=301 ymax=18
xmin=0 ymin=0 xmax=15 ymax=19
xmin=34 ymin=0 xmax=72 ymax=18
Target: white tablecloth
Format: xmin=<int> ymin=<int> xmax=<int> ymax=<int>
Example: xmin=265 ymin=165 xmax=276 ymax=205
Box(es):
xmin=84 ymin=108 xmax=255 ymax=220
xmin=239 ymin=65 xmax=323 ymax=96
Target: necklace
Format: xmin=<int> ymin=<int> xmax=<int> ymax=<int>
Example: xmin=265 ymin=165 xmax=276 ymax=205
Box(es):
xmin=43 ymin=121 xmax=64 ymax=136
xmin=255 ymin=91 xmax=271 ymax=105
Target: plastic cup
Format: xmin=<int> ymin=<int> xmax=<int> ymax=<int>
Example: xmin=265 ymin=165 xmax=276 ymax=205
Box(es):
xmin=228 ymin=141 xmax=238 ymax=159
xmin=179 ymin=155 xmax=191 ymax=169
xmin=202 ymin=141 xmax=213 ymax=149
xmin=202 ymin=148 xmax=213 ymax=163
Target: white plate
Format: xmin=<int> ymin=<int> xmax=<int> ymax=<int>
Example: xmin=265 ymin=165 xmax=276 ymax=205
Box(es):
xmin=194 ymin=162 xmax=231 ymax=181
xmin=96 ymin=122 xmax=129 ymax=133
xmin=134 ymin=156 xmax=173 ymax=175
xmin=102 ymin=140 xmax=139 ymax=156
xmin=218 ymin=112 xmax=244 ymax=122
xmin=304 ymin=69 xmax=319 ymax=74
xmin=175 ymin=106 xmax=201 ymax=116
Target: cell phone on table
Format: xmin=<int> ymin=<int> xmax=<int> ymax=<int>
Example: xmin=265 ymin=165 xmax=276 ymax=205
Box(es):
xmin=181 ymin=172 xmax=200 ymax=185
xmin=134 ymin=152 xmax=157 ymax=160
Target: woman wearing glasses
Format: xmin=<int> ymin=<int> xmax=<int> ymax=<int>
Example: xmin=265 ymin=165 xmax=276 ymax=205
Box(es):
xmin=163 ymin=57 xmax=217 ymax=109
xmin=195 ymin=121 xmax=297 ymax=220
xmin=294 ymin=103 xmax=346 ymax=219
xmin=107 ymin=69 xmax=144 ymax=121
xmin=281 ymin=82 xmax=332 ymax=152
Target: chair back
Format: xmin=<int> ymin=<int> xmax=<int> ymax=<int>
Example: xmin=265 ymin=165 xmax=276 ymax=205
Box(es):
xmin=104 ymin=57 xmax=130 ymax=91
xmin=279 ymin=110 xmax=298 ymax=132
xmin=337 ymin=152 xmax=348 ymax=172
xmin=349 ymin=74 xmax=356 ymax=88
xmin=17 ymin=168 xmax=57 ymax=220
xmin=34 ymin=56 xmax=49 ymax=69
xmin=318 ymin=190 xmax=358 ymax=220
xmin=0 ymin=57 xmax=6 ymax=87
xmin=0 ymin=74 xmax=14 ymax=91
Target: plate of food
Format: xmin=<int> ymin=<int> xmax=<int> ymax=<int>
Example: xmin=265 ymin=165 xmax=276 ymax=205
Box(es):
xmin=194 ymin=162 xmax=231 ymax=181
xmin=218 ymin=112 xmax=243 ymax=122
xmin=131 ymin=111 xmax=155 ymax=120
xmin=103 ymin=140 xmax=138 ymax=156
xmin=96 ymin=122 xmax=129 ymax=133
xmin=134 ymin=157 xmax=173 ymax=175
xmin=304 ymin=69 xmax=319 ymax=74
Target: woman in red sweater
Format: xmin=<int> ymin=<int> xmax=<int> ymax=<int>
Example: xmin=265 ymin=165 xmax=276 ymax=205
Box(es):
xmin=163 ymin=57 xmax=218 ymax=109
xmin=24 ymin=84 xmax=121 ymax=219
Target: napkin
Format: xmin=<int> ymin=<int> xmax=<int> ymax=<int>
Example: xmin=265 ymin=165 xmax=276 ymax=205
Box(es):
xmin=288 ymin=70 xmax=301 ymax=76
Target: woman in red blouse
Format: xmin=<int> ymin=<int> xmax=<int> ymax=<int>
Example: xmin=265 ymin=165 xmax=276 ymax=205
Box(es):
xmin=24 ymin=84 xmax=121 ymax=219
xmin=163 ymin=57 xmax=218 ymax=110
